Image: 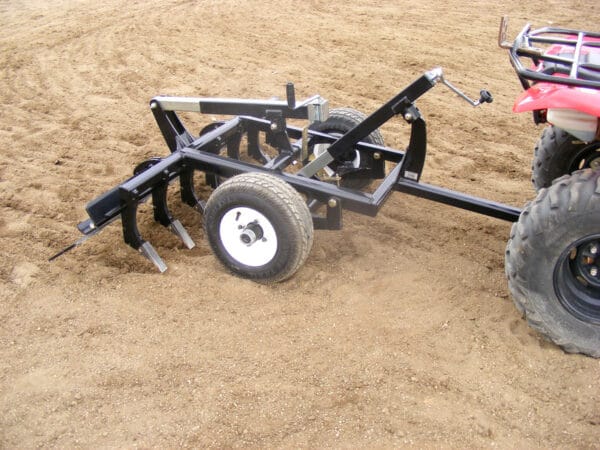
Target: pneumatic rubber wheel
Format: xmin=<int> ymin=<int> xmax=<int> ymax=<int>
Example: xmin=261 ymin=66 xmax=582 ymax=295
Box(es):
xmin=204 ymin=172 xmax=313 ymax=282
xmin=506 ymin=169 xmax=600 ymax=357
xmin=309 ymin=107 xmax=385 ymax=189
xmin=532 ymin=125 xmax=600 ymax=191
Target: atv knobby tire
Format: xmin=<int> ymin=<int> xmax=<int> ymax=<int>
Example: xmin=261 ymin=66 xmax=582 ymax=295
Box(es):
xmin=204 ymin=172 xmax=313 ymax=282
xmin=532 ymin=125 xmax=600 ymax=191
xmin=506 ymin=169 xmax=600 ymax=357
xmin=310 ymin=107 xmax=385 ymax=189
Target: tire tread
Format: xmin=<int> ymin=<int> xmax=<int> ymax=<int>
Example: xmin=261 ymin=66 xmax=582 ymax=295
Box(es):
xmin=506 ymin=169 xmax=600 ymax=357
xmin=204 ymin=173 xmax=313 ymax=282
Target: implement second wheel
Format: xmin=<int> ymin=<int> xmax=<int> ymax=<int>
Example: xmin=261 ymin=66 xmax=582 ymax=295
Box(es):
xmin=204 ymin=172 xmax=314 ymax=282
xmin=309 ymin=107 xmax=385 ymax=189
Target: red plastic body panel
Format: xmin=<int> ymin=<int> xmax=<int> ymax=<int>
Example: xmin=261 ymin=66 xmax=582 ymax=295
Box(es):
xmin=513 ymin=83 xmax=600 ymax=117
xmin=513 ymin=37 xmax=600 ymax=117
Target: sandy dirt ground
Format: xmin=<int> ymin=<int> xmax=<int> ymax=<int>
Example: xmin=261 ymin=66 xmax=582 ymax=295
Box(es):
xmin=2 ymin=0 xmax=600 ymax=447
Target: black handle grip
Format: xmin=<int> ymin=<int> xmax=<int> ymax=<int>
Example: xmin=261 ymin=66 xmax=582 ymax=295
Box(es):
xmin=479 ymin=89 xmax=493 ymax=104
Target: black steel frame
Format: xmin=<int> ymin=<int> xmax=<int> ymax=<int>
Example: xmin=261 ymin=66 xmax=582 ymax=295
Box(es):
xmin=61 ymin=68 xmax=521 ymax=270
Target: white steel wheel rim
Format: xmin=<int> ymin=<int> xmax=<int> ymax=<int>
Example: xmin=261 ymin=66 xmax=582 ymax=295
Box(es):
xmin=219 ymin=206 xmax=278 ymax=267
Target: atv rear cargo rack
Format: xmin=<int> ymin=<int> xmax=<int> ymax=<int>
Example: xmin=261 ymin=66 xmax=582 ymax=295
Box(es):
xmin=499 ymin=16 xmax=600 ymax=90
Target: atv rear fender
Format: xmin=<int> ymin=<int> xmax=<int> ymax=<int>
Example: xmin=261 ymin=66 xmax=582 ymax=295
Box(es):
xmin=513 ymin=83 xmax=600 ymax=117
xmin=514 ymin=84 xmax=600 ymax=141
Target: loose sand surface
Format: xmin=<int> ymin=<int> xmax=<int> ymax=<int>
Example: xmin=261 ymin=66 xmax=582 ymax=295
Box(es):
xmin=1 ymin=0 xmax=599 ymax=447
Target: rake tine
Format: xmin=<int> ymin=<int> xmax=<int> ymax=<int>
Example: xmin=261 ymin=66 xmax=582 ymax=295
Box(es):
xmin=169 ymin=219 xmax=195 ymax=249
xmin=180 ymin=169 xmax=204 ymax=213
xmin=152 ymin=182 xmax=196 ymax=249
xmin=119 ymin=196 xmax=167 ymax=272
xmin=139 ymin=241 xmax=167 ymax=273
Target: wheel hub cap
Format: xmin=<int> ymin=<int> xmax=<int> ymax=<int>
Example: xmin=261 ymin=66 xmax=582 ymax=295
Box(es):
xmin=555 ymin=235 xmax=600 ymax=324
xmin=219 ymin=207 xmax=277 ymax=267
xmin=240 ymin=222 xmax=264 ymax=246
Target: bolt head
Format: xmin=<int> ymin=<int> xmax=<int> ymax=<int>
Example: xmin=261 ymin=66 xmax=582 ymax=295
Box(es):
xmin=327 ymin=198 xmax=338 ymax=208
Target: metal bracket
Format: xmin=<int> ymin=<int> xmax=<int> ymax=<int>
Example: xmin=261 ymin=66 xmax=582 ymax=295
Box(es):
xmin=265 ymin=109 xmax=294 ymax=153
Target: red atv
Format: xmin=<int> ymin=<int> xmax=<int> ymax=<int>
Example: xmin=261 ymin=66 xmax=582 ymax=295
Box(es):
xmin=501 ymin=18 xmax=600 ymax=356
